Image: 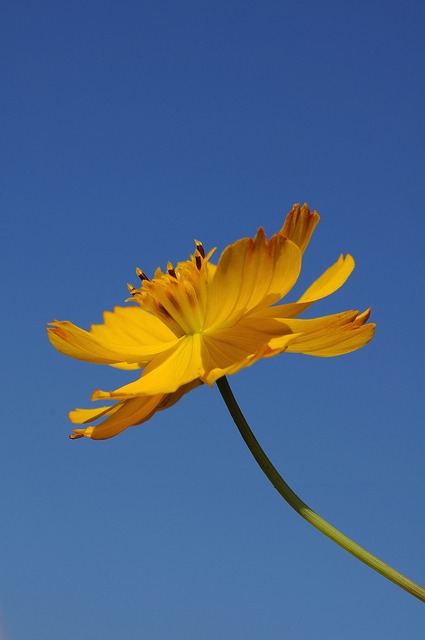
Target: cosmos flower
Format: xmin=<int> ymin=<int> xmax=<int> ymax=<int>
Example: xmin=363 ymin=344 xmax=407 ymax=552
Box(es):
xmin=48 ymin=204 xmax=374 ymax=439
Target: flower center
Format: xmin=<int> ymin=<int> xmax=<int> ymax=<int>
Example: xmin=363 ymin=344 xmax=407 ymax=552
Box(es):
xmin=128 ymin=241 xmax=214 ymax=337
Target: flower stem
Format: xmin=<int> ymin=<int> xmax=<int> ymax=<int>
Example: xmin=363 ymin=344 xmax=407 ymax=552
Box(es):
xmin=216 ymin=376 xmax=425 ymax=603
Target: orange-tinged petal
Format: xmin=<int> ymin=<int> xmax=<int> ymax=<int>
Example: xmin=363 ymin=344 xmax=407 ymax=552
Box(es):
xmin=93 ymin=334 xmax=204 ymax=398
xmin=47 ymin=322 xmax=133 ymax=365
xmin=279 ymin=203 xmax=320 ymax=254
xmin=275 ymin=310 xmax=375 ymax=357
xmin=287 ymin=324 xmax=375 ymax=356
xmin=48 ymin=306 xmax=179 ymax=366
xmin=204 ymin=230 xmax=302 ymax=330
xmin=297 ymin=254 xmax=355 ymax=303
xmin=278 ymin=309 xmax=363 ymax=333
xmin=69 ymin=395 xmax=164 ymax=440
xmin=69 ymin=380 xmax=203 ymax=439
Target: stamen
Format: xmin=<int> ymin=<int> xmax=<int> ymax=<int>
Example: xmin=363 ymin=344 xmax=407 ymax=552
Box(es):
xmin=127 ymin=283 xmax=138 ymax=296
xmin=136 ymin=267 xmax=151 ymax=282
xmin=195 ymin=254 xmax=202 ymax=270
xmin=195 ymin=240 xmax=205 ymax=258
xmin=167 ymin=262 xmax=177 ymax=279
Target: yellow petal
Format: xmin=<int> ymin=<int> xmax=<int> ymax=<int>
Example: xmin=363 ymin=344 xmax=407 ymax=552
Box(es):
xmin=204 ymin=334 xmax=297 ymax=385
xmin=248 ymin=255 xmax=356 ymax=321
xmin=110 ymin=362 xmax=143 ymax=370
xmin=202 ymin=316 xmax=291 ymax=366
xmin=297 ymin=254 xmax=355 ymax=303
xmin=48 ymin=306 xmax=179 ymax=366
xmin=93 ymin=334 xmax=204 ymax=398
xmin=279 ymin=203 xmax=320 ymax=254
xmin=249 ymin=301 xmax=312 ymax=320
xmin=204 ymin=229 xmax=302 ymax=330
xmin=91 ymin=305 xmax=177 ymax=347
xmin=69 ymin=404 xmax=121 ymax=424
xmin=201 ymin=317 xmax=299 ymax=385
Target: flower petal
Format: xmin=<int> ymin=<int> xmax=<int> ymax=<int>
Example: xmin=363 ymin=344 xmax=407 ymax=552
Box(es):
xmin=48 ymin=306 xmax=179 ymax=366
xmin=47 ymin=321 xmax=133 ymax=365
xmin=249 ymin=301 xmax=312 ymax=320
xmin=297 ymin=254 xmax=355 ymax=303
xmin=279 ymin=309 xmax=363 ymax=333
xmin=93 ymin=334 xmax=204 ymax=398
xmin=204 ymin=334 xmax=297 ymax=385
xmin=91 ymin=305 xmax=177 ymax=347
xmin=204 ymin=230 xmax=302 ymax=330
xmin=69 ymin=404 xmax=121 ymax=424
xmin=272 ymin=309 xmax=376 ymax=357
xmin=69 ymin=380 xmax=203 ymax=440
xmin=251 ymin=254 xmax=356 ymax=321
xmin=201 ymin=316 xmax=299 ymax=385
xmin=69 ymin=395 xmax=164 ymax=440
xmin=279 ymin=203 xmax=320 ymax=254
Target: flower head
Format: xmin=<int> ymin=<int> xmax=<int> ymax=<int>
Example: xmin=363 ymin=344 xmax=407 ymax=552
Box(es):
xmin=48 ymin=204 xmax=375 ymax=440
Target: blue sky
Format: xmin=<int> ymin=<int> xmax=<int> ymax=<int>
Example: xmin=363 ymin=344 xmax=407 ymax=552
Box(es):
xmin=1 ymin=0 xmax=424 ymax=638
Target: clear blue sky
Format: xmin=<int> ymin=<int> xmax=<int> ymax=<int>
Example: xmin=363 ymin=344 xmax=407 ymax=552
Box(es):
xmin=1 ymin=1 xmax=424 ymax=638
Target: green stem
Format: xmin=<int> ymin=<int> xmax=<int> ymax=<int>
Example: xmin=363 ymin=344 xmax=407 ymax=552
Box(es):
xmin=216 ymin=376 xmax=425 ymax=603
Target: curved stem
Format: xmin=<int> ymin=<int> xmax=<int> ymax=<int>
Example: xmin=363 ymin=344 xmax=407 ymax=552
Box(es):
xmin=216 ymin=376 xmax=425 ymax=603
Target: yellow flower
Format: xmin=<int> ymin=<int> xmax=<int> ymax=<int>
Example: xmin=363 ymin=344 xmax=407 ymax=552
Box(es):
xmin=48 ymin=204 xmax=375 ymax=440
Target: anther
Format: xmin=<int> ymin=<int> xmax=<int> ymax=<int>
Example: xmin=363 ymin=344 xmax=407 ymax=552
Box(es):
xmin=195 ymin=240 xmax=205 ymax=258
xmin=136 ymin=267 xmax=151 ymax=282
xmin=167 ymin=262 xmax=177 ymax=278
xmin=195 ymin=254 xmax=202 ymax=270
xmin=127 ymin=283 xmax=137 ymax=296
